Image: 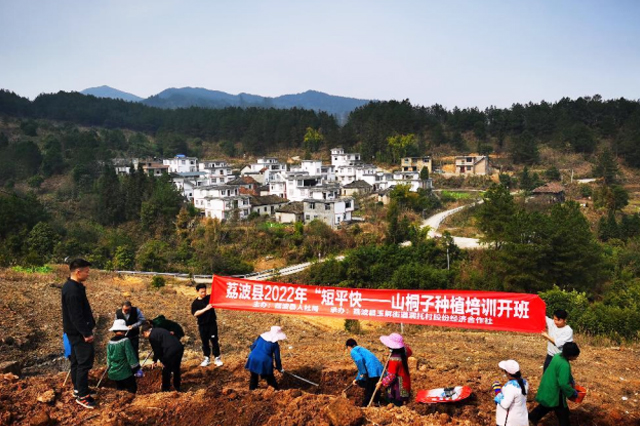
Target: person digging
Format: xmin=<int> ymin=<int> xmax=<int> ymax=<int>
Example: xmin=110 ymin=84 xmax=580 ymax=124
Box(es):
xmin=345 ymin=338 xmax=384 ymax=407
xmin=246 ymin=326 xmax=286 ymax=391
xmin=106 ymin=319 xmax=141 ymax=394
xmin=141 ymin=323 xmax=184 ymax=392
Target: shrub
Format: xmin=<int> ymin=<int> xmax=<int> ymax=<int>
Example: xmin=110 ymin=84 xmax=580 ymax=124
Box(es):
xmin=344 ymin=319 xmax=361 ymax=334
xmin=150 ymin=276 xmax=166 ymax=289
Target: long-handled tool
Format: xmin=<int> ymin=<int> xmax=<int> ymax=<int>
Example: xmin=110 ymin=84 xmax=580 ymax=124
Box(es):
xmin=140 ymin=350 xmax=153 ymax=367
xmin=367 ymin=351 xmax=392 ymax=408
xmin=62 ymin=368 xmax=71 ymax=387
xmin=96 ymin=365 xmax=108 ymax=389
xmin=341 ymin=382 xmax=355 ymax=398
xmin=284 ymin=371 xmax=319 ymax=387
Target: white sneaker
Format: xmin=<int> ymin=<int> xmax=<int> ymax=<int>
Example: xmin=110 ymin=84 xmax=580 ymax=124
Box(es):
xmin=214 ymin=357 xmax=223 ymax=367
xmin=200 ymin=357 xmax=211 ymax=367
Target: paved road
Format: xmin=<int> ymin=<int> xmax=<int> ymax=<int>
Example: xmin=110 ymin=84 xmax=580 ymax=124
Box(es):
xmin=421 ymin=202 xmax=483 ymax=249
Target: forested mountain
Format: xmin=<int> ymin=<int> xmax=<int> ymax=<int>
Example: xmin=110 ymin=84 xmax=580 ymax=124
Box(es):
xmin=82 ymin=86 xmax=370 ymax=122
xmin=80 ymin=85 xmax=143 ymax=102
xmin=1 ymin=89 xmax=640 ymax=167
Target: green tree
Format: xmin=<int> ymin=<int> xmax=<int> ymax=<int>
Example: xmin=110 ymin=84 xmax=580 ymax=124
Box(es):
xmin=419 ymin=167 xmax=430 ymax=181
xmin=544 ymin=166 xmax=561 ymax=181
xmin=387 ymin=134 xmax=417 ymax=164
xmin=302 ymin=127 xmax=324 ymax=152
xmin=510 ymin=131 xmax=539 ymax=164
xmin=26 ymin=222 xmax=58 ymax=261
xmin=593 ymin=148 xmax=619 ymax=185
xmin=476 ymin=184 xmax=516 ymax=248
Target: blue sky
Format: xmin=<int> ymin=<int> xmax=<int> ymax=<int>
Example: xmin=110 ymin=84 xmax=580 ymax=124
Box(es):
xmin=1 ymin=0 xmax=639 ymax=108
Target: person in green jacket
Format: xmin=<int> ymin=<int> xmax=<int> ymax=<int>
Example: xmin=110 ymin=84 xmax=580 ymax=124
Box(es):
xmin=529 ymin=342 xmax=580 ymax=426
xmin=106 ymin=319 xmax=141 ymax=394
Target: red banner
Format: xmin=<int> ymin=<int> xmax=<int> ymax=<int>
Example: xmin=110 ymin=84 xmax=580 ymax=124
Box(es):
xmin=211 ymin=275 xmax=546 ymax=333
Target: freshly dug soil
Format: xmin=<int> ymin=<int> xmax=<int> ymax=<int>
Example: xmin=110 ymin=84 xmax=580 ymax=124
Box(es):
xmin=0 ymin=267 xmax=638 ymax=425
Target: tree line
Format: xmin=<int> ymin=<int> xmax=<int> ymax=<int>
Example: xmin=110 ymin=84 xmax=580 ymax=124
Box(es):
xmin=1 ymin=90 xmax=639 ymax=166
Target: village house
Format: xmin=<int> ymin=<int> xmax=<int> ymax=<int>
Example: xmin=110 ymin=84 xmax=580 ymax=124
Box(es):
xmin=240 ymin=157 xmax=287 ymax=184
xmin=303 ymin=197 xmax=354 ymax=228
xmin=401 ymin=156 xmax=432 ymax=173
xmin=331 ymin=147 xmax=361 ymax=167
xmin=532 ymin=182 xmax=566 ymax=203
xmin=171 ymin=171 xmax=209 ymax=201
xmin=342 ymin=180 xmax=373 ymax=197
xmin=275 ymin=202 xmax=304 ymax=224
xmin=454 ymin=155 xmax=492 ymax=176
xmin=199 ymin=159 xmax=235 ymax=185
xmin=249 ymin=195 xmax=289 ymax=216
xmin=163 ymin=155 xmax=199 ymax=173
xmin=227 ymin=176 xmax=260 ymax=195
xmin=193 ymin=185 xmax=251 ymax=220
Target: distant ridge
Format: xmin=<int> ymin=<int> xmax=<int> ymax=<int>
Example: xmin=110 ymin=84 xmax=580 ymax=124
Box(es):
xmin=80 ymin=86 xmax=372 ymax=122
xmin=80 ymin=85 xmax=143 ymax=102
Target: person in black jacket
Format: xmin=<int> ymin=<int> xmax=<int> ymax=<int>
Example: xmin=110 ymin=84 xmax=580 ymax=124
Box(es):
xmin=191 ymin=283 xmax=222 ymax=367
xmin=141 ymin=323 xmax=184 ymax=392
xmin=115 ymin=301 xmax=146 ymax=360
xmin=61 ymin=258 xmax=96 ymax=409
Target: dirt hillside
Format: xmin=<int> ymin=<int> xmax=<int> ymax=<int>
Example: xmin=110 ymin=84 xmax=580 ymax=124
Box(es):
xmin=0 ymin=267 xmax=638 ymax=425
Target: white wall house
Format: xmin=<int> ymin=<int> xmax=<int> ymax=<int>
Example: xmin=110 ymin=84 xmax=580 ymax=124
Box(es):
xmin=241 ymin=157 xmax=287 ymax=184
xmin=163 ymin=155 xmax=198 ymax=173
xmin=193 ymin=185 xmax=251 ymax=220
xmin=172 ymin=172 xmax=209 ymax=201
xmin=331 ymin=147 xmax=361 ymax=167
xmin=303 ymin=197 xmax=355 ymax=228
xmin=199 ymin=159 xmax=235 ymax=185
xmin=378 ymin=171 xmax=433 ymax=192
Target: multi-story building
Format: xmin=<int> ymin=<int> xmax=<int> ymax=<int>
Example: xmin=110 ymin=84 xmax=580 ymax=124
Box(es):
xmin=241 ymin=157 xmax=287 ymax=184
xmin=454 ymin=155 xmax=492 ymax=176
xmin=193 ymin=185 xmax=251 ymax=220
xmin=303 ymin=197 xmax=354 ymax=228
xmin=163 ymin=155 xmax=198 ymax=173
xmin=401 ymin=156 xmax=432 ymax=173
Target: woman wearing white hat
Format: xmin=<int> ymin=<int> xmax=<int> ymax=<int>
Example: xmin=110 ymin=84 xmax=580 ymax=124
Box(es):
xmin=494 ymin=359 xmax=529 ymax=426
xmin=245 ymin=326 xmax=286 ymax=390
xmin=106 ymin=319 xmax=141 ymax=394
xmin=376 ymin=333 xmax=412 ymax=407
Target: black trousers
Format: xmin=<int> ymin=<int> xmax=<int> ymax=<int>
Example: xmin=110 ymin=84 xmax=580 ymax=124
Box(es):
xmin=357 ymin=377 xmax=381 ymax=407
xmin=161 ymin=347 xmax=183 ymax=392
xmin=249 ymin=372 xmax=278 ymax=390
xmin=129 ymin=334 xmax=140 ymax=360
xmin=69 ymin=338 xmax=95 ymax=398
xmin=198 ymin=322 xmax=220 ymax=358
xmin=529 ymin=402 xmax=571 ymax=426
xmin=115 ymin=375 xmax=137 ymax=394
xmin=543 ymin=354 xmax=554 ymax=372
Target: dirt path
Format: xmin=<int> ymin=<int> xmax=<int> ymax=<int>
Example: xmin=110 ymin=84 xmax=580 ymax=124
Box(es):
xmin=1 ymin=268 xmax=639 ymax=425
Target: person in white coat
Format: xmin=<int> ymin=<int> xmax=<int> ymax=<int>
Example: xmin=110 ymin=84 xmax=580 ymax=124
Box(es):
xmin=494 ymin=359 xmax=529 ymax=426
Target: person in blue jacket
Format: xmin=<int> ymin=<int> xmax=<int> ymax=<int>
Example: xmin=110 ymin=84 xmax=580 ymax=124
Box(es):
xmin=246 ymin=326 xmax=286 ymax=390
xmin=346 ymin=338 xmax=384 ymax=406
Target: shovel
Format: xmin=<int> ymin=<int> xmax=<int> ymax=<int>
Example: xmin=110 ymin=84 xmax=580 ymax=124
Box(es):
xmin=96 ymin=365 xmax=108 ymax=389
xmin=284 ymin=371 xmax=319 ymax=387
xmin=367 ymin=351 xmax=392 ymax=408
xmin=342 ymin=382 xmax=355 ymax=398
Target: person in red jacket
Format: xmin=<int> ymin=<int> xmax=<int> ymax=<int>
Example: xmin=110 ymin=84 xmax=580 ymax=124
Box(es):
xmin=376 ymin=333 xmax=412 ymax=407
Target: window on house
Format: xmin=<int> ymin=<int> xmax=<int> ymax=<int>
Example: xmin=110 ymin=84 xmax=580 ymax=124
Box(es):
xmin=467 ymin=166 xmax=472 ymax=171
xmin=305 ymin=215 xmax=310 ymax=220
xmin=310 ymin=202 xmax=315 ymax=209
xmin=325 ymin=204 xmax=330 ymax=210
xmin=466 ymin=157 xmax=472 ymax=162
xmin=346 ymin=201 xmax=352 ymax=208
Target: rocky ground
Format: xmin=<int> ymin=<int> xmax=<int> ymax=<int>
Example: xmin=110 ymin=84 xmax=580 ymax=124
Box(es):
xmin=1 ymin=266 xmax=639 ymax=426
